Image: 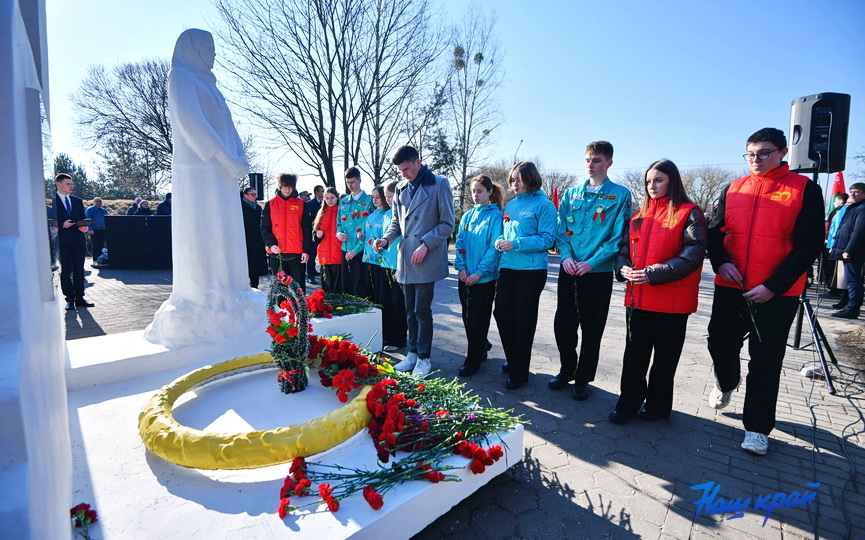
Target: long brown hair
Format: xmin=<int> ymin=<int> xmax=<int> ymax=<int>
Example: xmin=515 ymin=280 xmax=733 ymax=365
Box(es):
xmin=632 ymin=159 xmax=692 ymax=230
xmin=470 ymin=174 xmax=505 ymax=212
xmin=371 ymin=185 xmax=390 ymax=210
xmin=313 ymin=187 xmax=340 ymax=233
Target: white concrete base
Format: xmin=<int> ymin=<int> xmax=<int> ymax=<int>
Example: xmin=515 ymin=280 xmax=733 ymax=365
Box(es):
xmin=69 ymin=360 xmax=522 ymax=539
xmin=65 ymin=309 xmax=383 ymax=390
xmin=308 ymin=308 xmax=382 ymax=353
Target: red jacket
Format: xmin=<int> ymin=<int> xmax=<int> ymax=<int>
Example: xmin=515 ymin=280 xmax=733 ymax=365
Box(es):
xmin=624 ymin=200 xmax=704 ymax=314
xmin=715 ymin=165 xmax=809 ymax=296
xmin=316 ymin=205 xmax=343 ymax=266
xmin=263 ymin=195 xmax=308 ymax=254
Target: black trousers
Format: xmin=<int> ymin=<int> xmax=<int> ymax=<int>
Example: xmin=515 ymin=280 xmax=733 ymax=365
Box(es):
xmin=341 ymin=254 xmax=369 ymax=299
xmin=306 ymin=257 xmax=317 ymax=280
xmin=494 ymin=269 xmax=547 ymax=383
xmin=707 ymin=285 xmax=799 ymax=435
xmin=553 ymin=270 xmax=614 ymax=385
xmin=615 ymin=309 xmax=689 ymax=417
xmin=372 ymin=265 xmax=407 ymax=347
xmin=269 ymin=254 xmax=305 ymax=294
xmin=321 ymin=263 xmax=344 ymax=293
xmin=91 ymin=229 xmax=106 ymax=261
xmin=59 ymin=238 xmax=87 ymax=301
xmin=459 ymin=279 xmax=496 ymax=368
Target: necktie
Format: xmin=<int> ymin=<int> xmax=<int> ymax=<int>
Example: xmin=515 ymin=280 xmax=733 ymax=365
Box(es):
xmin=64 ymin=195 xmax=71 ymax=215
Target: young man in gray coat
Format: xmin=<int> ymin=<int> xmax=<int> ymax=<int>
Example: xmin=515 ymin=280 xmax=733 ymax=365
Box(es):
xmin=375 ymin=145 xmax=455 ymax=376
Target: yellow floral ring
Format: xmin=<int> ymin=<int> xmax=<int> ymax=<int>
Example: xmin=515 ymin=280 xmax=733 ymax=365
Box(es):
xmin=137 ymin=353 xmax=372 ymax=470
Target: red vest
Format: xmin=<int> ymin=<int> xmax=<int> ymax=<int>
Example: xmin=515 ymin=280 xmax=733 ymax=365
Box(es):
xmin=317 ymin=205 xmax=343 ymax=265
xmin=269 ymin=195 xmax=306 ymax=254
xmin=626 ymin=199 xmax=701 ymax=314
xmin=715 ymin=164 xmax=809 ymax=296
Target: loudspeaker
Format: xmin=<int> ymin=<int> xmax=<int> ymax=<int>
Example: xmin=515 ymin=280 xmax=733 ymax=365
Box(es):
xmin=789 ymin=92 xmax=850 ymax=174
xmin=249 ymin=173 xmax=264 ymax=200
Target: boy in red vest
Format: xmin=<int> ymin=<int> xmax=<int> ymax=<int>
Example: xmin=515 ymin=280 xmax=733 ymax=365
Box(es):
xmin=261 ymin=173 xmax=313 ymax=292
xmin=706 ymin=127 xmax=824 ymax=456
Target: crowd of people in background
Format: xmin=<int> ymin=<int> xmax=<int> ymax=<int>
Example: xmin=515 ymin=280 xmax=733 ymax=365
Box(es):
xmin=240 ymin=129 xmax=862 ymax=458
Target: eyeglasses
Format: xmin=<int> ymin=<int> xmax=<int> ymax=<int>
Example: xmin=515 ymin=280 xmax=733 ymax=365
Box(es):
xmin=743 ymin=149 xmax=778 ymax=162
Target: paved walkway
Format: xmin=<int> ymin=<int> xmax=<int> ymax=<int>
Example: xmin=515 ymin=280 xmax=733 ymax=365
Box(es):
xmin=66 ymin=257 xmax=865 ymax=539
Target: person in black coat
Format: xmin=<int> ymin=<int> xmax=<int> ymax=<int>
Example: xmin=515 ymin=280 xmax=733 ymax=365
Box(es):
xmin=241 ymin=187 xmax=268 ymax=288
xmin=54 ymin=173 xmax=94 ymax=310
xmin=135 ymin=200 xmax=154 ymax=216
xmin=829 ymin=182 xmax=865 ymax=318
xmin=305 ymin=185 xmax=324 ymax=283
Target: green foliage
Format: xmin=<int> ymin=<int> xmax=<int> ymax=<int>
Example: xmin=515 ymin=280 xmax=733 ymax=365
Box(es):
xmin=49 ymin=153 xmax=98 ymax=199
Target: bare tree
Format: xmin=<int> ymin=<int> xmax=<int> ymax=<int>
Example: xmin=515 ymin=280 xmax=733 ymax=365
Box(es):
xmin=357 ymin=0 xmax=444 ymax=185
xmin=850 ymin=148 xmax=865 ymax=181
xmin=215 ymin=0 xmax=443 ymax=189
xmin=72 ymin=60 xmax=172 ymax=177
xmin=444 ymin=7 xmax=504 ymax=210
xmin=684 ymin=165 xmax=736 ymax=212
xmin=616 ymin=169 xmax=645 ymax=208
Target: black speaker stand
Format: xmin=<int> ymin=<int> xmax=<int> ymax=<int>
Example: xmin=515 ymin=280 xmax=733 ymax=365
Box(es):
xmin=792 ymin=292 xmax=837 ymax=395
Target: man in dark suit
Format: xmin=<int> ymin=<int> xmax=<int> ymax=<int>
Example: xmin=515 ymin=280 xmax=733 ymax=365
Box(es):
xmin=305 ymin=185 xmax=324 ymax=284
xmin=54 ymin=173 xmax=94 ymax=310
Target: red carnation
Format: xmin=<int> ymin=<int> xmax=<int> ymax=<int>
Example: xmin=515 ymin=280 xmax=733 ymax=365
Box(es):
xmin=341 ymin=216 xmax=347 ymax=221
xmin=278 ymin=497 xmax=291 ymax=519
xmin=469 ymin=459 xmax=486 ymax=474
xmin=503 ymin=214 xmax=511 ymax=222
xmin=489 ymin=445 xmax=504 ymax=461
xmin=458 ymin=249 xmax=466 ymax=254
xmin=361 ymin=211 xmax=369 ymax=217
xmin=565 ymin=230 xmax=574 ymax=236
xmin=325 ymin=497 xmax=340 ymax=512
xmin=362 ymin=486 xmax=384 ymax=510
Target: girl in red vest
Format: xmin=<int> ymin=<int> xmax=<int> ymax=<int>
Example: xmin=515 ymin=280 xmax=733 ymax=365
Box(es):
xmin=313 ymin=187 xmax=344 ymax=293
xmin=609 ymin=160 xmax=707 ymax=425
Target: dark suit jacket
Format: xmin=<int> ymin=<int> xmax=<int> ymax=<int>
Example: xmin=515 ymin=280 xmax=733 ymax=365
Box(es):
xmin=305 ymin=198 xmax=322 ymax=221
xmin=54 ymin=193 xmax=86 ymax=248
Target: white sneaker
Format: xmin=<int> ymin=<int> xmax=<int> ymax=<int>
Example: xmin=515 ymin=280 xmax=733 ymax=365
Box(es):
xmin=707 ymin=376 xmax=739 ymax=409
xmin=393 ymin=352 xmax=418 ymax=372
xmin=741 ymin=431 xmax=769 ymax=455
xmin=411 ymin=357 xmax=431 ymax=377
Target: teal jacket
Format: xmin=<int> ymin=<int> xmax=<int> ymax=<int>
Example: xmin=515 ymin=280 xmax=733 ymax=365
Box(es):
xmin=337 ymin=191 xmax=373 ymax=254
xmin=379 ymin=209 xmax=400 ymax=270
xmin=497 ymin=190 xmax=557 ymax=271
xmin=556 ymin=178 xmax=632 ymax=273
xmin=363 ymin=208 xmax=390 ymax=267
xmin=455 ymin=203 xmax=504 ymax=284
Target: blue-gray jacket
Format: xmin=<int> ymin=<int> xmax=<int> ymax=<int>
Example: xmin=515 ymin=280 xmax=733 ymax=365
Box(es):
xmin=455 ymin=203 xmax=503 ymax=284
xmin=497 ymin=190 xmax=557 ymax=271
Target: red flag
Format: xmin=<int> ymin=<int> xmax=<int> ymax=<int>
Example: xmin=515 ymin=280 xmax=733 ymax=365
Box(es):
xmin=831 ymin=172 xmax=846 ymax=197
xmin=551 ymin=185 xmax=560 ymax=209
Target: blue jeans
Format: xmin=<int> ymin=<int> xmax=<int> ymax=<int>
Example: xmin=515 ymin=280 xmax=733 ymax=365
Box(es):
xmin=843 ymin=260 xmax=864 ymax=312
xmin=404 ymin=282 xmax=435 ymax=358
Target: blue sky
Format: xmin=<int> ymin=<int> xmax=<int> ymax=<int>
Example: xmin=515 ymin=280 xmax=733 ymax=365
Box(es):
xmin=47 ymin=0 xmax=865 ymax=195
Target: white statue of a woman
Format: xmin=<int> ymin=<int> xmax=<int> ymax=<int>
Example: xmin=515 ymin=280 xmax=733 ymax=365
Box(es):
xmin=145 ymin=29 xmax=264 ymax=348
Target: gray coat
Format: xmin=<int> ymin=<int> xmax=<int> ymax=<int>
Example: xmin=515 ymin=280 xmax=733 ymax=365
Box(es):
xmin=383 ymin=166 xmax=455 ymax=284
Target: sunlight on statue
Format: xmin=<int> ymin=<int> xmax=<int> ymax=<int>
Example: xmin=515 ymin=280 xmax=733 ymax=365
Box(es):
xmin=145 ymin=29 xmax=264 ymax=348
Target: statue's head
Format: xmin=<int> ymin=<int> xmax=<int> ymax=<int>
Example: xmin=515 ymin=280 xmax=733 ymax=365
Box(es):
xmin=172 ymin=29 xmax=216 ymax=73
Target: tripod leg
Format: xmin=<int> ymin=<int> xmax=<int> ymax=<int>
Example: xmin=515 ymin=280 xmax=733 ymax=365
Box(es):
xmin=793 ymin=297 xmax=805 ymax=349
xmin=802 ymin=299 xmax=836 ymax=395
xmin=812 ymin=318 xmax=838 ymax=365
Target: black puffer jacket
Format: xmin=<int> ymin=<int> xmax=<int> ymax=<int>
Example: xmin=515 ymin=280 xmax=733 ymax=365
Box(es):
xmin=830 ymin=199 xmax=865 ymax=263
